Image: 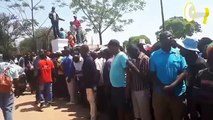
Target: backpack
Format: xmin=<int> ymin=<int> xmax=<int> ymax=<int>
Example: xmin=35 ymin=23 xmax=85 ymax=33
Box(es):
xmin=14 ymin=74 xmax=27 ymax=97
xmin=0 ymin=68 xmax=13 ymax=93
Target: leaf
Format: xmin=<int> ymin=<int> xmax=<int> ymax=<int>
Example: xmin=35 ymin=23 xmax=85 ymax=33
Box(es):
xmin=38 ymin=5 xmax=45 ymax=10
xmin=22 ymin=2 xmax=30 ymax=7
xmin=156 ymin=16 xmax=201 ymax=39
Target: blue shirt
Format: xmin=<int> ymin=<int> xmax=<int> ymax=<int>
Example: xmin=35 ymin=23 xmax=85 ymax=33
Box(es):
xmin=62 ymin=55 xmax=75 ymax=79
xmin=150 ymin=48 xmax=188 ymax=96
xmin=59 ymin=31 xmax=66 ymax=39
xmin=110 ymin=52 xmax=128 ymax=87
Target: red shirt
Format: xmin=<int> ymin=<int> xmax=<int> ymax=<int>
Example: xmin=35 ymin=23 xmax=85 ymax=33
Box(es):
xmin=38 ymin=59 xmax=54 ymax=83
xmin=73 ymin=20 xmax=81 ymax=29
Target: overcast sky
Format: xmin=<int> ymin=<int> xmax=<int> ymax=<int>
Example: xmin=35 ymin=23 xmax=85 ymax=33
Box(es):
xmin=0 ymin=0 xmax=212 ymax=45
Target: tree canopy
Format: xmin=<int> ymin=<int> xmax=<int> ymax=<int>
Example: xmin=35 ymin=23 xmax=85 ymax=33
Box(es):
xmin=70 ymin=0 xmax=146 ymax=45
xmin=0 ymin=13 xmax=31 ymax=54
xmin=19 ymin=27 xmax=54 ymax=53
xmin=123 ymin=34 xmax=151 ymax=48
xmin=156 ymin=16 xmax=201 ymax=39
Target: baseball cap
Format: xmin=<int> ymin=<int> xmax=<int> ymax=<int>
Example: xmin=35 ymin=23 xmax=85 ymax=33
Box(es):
xmin=177 ymin=37 xmax=199 ymax=52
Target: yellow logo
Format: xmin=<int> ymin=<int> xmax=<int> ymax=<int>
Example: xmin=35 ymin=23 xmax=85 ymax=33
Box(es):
xmin=184 ymin=2 xmax=210 ymax=24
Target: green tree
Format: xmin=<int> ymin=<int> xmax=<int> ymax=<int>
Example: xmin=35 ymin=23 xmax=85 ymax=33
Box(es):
xmin=0 ymin=0 xmax=45 ymax=33
xmin=70 ymin=0 xmax=146 ymax=45
xmin=123 ymin=34 xmax=151 ymax=48
xmin=156 ymin=16 xmax=201 ymax=39
xmin=19 ymin=27 xmax=54 ymax=53
xmin=129 ymin=35 xmax=151 ymax=44
xmin=19 ymin=38 xmax=36 ymax=53
xmin=0 ymin=13 xmax=29 ymax=54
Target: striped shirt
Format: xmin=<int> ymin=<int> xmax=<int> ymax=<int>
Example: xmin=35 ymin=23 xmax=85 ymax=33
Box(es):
xmin=129 ymin=52 xmax=150 ymax=91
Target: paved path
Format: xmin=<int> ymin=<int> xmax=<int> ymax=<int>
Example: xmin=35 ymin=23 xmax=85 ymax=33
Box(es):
xmin=1 ymin=94 xmax=91 ymax=120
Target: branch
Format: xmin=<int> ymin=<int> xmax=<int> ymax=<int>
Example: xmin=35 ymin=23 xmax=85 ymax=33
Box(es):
xmin=77 ymin=0 xmax=99 ymax=32
xmin=13 ymin=0 xmax=25 ymax=19
xmin=34 ymin=0 xmax=41 ymax=8
xmin=101 ymin=2 xmax=126 ymax=34
xmin=101 ymin=14 xmax=120 ymax=34
xmin=98 ymin=1 xmax=108 ymax=31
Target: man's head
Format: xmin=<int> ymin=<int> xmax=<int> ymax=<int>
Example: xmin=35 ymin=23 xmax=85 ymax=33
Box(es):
xmin=198 ymin=37 xmax=212 ymax=58
xmin=206 ymin=43 xmax=213 ymax=68
xmin=64 ymin=49 xmax=70 ymax=56
xmin=108 ymin=39 xmax=120 ymax=55
xmin=80 ymin=45 xmax=89 ymax=57
xmin=73 ymin=54 xmax=80 ymax=63
xmin=74 ymin=16 xmax=77 ymax=20
xmin=159 ymin=31 xmax=174 ymax=51
xmin=39 ymin=53 xmax=47 ymax=60
xmin=102 ymin=49 xmax=113 ymax=60
xmin=127 ymin=44 xmax=140 ymax=59
xmin=60 ymin=28 xmax=64 ymax=31
xmin=51 ymin=7 xmax=55 ymax=12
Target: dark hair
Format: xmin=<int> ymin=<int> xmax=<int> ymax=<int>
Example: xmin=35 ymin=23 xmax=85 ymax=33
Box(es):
xmin=108 ymin=39 xmax=120 ymax=47
xmin=127 ymin=44 xmax=139 ymax=57
xmin=39 ymin=53 xmax=47 ymax=59
xmin=102 ymin=49 xmax=112 ymax=59
xmin=198 ymin=37 xmax=212 ymax=52
xmin=159 ymin=31 xmax=173 ymax=41
xmin=73 ymin=55 xmax=80 ymax=63
xmin=80 ymin=45 xmax=89 ymax=53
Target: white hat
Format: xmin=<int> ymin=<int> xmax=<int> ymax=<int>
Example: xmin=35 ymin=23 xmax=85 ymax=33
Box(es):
xmin=177 ymin=37 xmax=199 ymax=52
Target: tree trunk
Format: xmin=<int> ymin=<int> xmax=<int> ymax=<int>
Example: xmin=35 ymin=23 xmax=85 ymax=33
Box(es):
xmin=98 ymin=31 xmax=102 ymax=45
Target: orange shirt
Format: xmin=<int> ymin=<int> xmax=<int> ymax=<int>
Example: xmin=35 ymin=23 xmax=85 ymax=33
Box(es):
xmin=68 ymin=34 xmax=76 ymax=48
xmin=38 ymin=59 xmax=54 ymax=83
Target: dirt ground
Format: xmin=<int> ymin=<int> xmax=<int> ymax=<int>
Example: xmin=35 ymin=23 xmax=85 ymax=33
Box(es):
xmin=0 ymin=93 xmax=91 ymax=120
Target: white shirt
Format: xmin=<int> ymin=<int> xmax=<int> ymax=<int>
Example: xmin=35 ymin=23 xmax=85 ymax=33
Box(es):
xmin=95 ymin=58 xmax=106 ymax=85
xmin=53 ymin=12 xmax=57 ymax=21
xmin=73 ymin=57 xmax=83 ymax=77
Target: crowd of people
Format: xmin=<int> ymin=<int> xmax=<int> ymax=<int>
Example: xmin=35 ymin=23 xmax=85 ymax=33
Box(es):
xmin=0 ymin=31 xmax=213 ymax=120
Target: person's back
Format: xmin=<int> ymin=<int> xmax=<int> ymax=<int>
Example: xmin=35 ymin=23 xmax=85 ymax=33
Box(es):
xmin=0 ymin=54 xmax=19 ymax=120
xmin=110 ymin=51 xmax=128 ymax=87
xmin=59 ymin=30 xmax=66 ymax=39
xmin=82 ymin=54 xmax=97 ymax=88
xmin=37 ymin=54 xmax=54 ymax=108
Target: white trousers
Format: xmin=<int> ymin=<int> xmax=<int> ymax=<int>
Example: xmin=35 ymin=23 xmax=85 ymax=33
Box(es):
xmin=86 ymin=88 xmax=97 ymax=120
xmin=131 ymin=90 xmax=152 ymax=120
xmin=66 ymin=79 xmax=75 ymax=103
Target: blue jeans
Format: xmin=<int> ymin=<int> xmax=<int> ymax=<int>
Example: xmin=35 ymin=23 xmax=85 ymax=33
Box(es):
xmin=76 ymin=29 xmax=82 ymax=44
xmin=39 ymin=83 xmax=52 ymax=103
xmin=0 ymin=92 xmax=14 ymax=120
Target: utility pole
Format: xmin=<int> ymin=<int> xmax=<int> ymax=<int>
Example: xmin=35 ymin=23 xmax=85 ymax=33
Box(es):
xmin=31 ymin=0 xmax=37 ymax=52
xmin=160 ymin=0 xmax=165 ymax=31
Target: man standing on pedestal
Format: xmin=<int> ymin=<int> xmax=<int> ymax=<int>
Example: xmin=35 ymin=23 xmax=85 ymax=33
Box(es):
xmin=73 ymin=16 xmax=81 ymax=44
xmin=49 ymin=7 xmax=65 ymax=39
